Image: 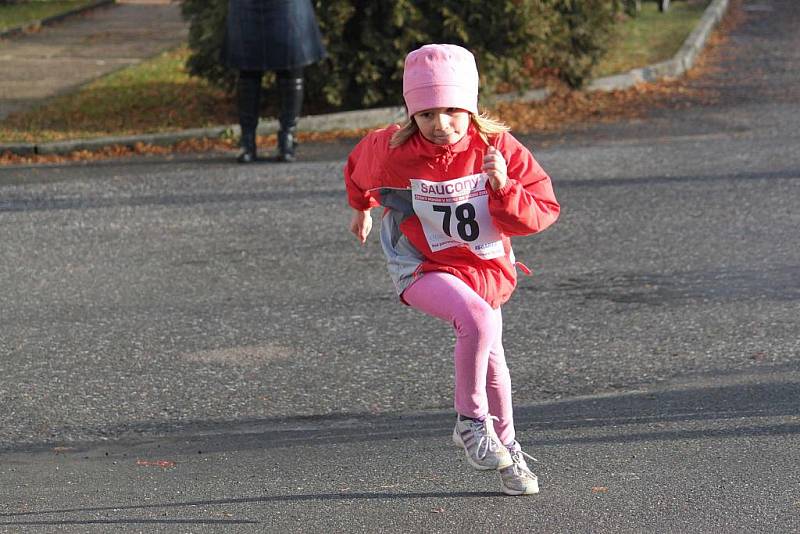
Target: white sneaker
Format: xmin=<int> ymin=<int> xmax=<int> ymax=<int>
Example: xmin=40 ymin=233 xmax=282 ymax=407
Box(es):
xmin=452 ymin=416 xmax=512 ymax=470
xmin=499 ymin=448 xmax=539 ymax=495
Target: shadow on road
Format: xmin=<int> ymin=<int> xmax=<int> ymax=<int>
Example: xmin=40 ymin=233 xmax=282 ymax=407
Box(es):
xmin=0 ymin=490 xmax=497 ymax=522
xmin=0 ymin=369 xmax=800 ymax=526
xmin=0 ymin=368 xmax=797 ymax=523
xmin=3 ymin=368 xmax=797 ymax=456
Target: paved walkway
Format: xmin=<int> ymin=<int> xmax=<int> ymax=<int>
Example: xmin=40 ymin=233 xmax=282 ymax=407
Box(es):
xmin=0 ymin=0 xmax=187 ymax=120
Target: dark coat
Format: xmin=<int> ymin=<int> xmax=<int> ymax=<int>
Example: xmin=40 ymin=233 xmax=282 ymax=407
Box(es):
xmin=223 ymin=0 xmax=326 ymax=72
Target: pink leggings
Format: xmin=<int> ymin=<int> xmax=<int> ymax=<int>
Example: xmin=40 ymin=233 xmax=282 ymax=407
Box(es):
xmin=402 ymin=271 xmax=515 ymax=445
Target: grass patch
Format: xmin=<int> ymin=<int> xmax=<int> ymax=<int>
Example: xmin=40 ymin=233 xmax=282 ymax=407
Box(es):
xmin=593 ymin=0 xmax=711 ymax=78
xmin=0 ymin=0 xmax=97 ymax=31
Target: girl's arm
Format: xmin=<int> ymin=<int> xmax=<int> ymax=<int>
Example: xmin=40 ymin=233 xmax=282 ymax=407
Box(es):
xmin=485 ymin=135 xmax=560 ymax=236
xmin=344 ymin=134 xmax=381 ymax=212
xmin=349 ymin=208 xmax=373 ymax=244
xmin=344 ymin=131 xmax=387 ymax=244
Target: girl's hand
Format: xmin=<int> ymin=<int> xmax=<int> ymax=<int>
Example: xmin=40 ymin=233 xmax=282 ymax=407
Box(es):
xmin=349 ymin=209 xmax=372 ymax=244
xmin=482 ymin=146 xmax=508 ymax=190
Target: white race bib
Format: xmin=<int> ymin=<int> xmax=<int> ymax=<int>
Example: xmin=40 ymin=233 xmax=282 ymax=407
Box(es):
xmin=410 ymin=173 xmax=504 ymax=260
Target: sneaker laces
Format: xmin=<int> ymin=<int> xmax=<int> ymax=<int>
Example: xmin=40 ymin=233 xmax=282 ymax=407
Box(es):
xmin=509 ymin=449 xmax=538 ymax=476
xmin=469 ymin=416 xmax=502 ymax=461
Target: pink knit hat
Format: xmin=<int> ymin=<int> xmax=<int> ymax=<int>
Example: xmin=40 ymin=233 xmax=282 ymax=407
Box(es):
xmin=402 ymin=44 xmax=479 ymax=117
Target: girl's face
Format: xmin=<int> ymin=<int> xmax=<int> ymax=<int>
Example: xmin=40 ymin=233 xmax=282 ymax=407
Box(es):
xmin=413 ymin=107 xmax=470 ymax=145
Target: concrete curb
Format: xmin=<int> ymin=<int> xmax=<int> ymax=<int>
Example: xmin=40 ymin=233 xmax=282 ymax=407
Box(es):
xmin=0 ymin=0 xmax=115 ymax=40
xmin=1 ymin=0 xmax=730 ymax=158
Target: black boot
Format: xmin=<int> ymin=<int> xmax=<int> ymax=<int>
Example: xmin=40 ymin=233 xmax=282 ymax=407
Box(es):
xmin=236 ymin=71 xmax=262 ymax=163
xmin=276 ymin=129 xmax=296 ymax=163
xmin=237 ymin=130 xmax=257 ymax=164
xmin=274 ymin=74 xmax=304 ymax=163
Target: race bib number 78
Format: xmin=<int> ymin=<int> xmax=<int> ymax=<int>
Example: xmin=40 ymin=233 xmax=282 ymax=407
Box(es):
xmin=410 ymin=173 xmax=504 ymax=260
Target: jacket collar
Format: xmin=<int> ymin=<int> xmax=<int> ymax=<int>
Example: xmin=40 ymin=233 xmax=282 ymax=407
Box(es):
xmin=380 ymin=124 xmax=482 ymax=185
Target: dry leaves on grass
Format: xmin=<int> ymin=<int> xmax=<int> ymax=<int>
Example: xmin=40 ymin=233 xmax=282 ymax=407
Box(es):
xmin=0 ymin=5 xmax=738 ymax=167
xmin=0 ymin=0 xmax=744 ymax=167
xmin=0 ymin=76 xmax=708 ymax=166
xmin=0 ymin=56 xmax=724 ymax=167
xmin=0 ymin=77 xmax=709 ymax=167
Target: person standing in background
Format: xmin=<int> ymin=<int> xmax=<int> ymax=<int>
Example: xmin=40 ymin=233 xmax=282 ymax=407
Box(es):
xmin=223 ymin=0 xmax=326 ymax=163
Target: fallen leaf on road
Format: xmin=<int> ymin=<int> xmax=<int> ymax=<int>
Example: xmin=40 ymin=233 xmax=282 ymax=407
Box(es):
xmin=136 ymin=459 xmax=176 ymax=468
xmin=591 ymin=486 xmax=609 ymax=493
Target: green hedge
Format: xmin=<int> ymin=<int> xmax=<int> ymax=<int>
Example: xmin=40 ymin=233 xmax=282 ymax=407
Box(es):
xmin=181 ymin=0 xmax=619 ymax=112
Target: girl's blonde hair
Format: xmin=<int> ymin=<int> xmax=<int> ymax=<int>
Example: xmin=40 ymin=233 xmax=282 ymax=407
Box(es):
xmin=389 ymin=111 xmax=510 ymax=149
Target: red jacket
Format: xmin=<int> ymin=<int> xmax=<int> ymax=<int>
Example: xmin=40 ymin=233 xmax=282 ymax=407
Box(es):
xmin=344 ymin=124 xmax=559 ymax=308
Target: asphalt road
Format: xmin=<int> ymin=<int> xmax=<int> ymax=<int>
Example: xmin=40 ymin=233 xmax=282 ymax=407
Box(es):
xmin=1 ymin=1 xmax=798 ymax=532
